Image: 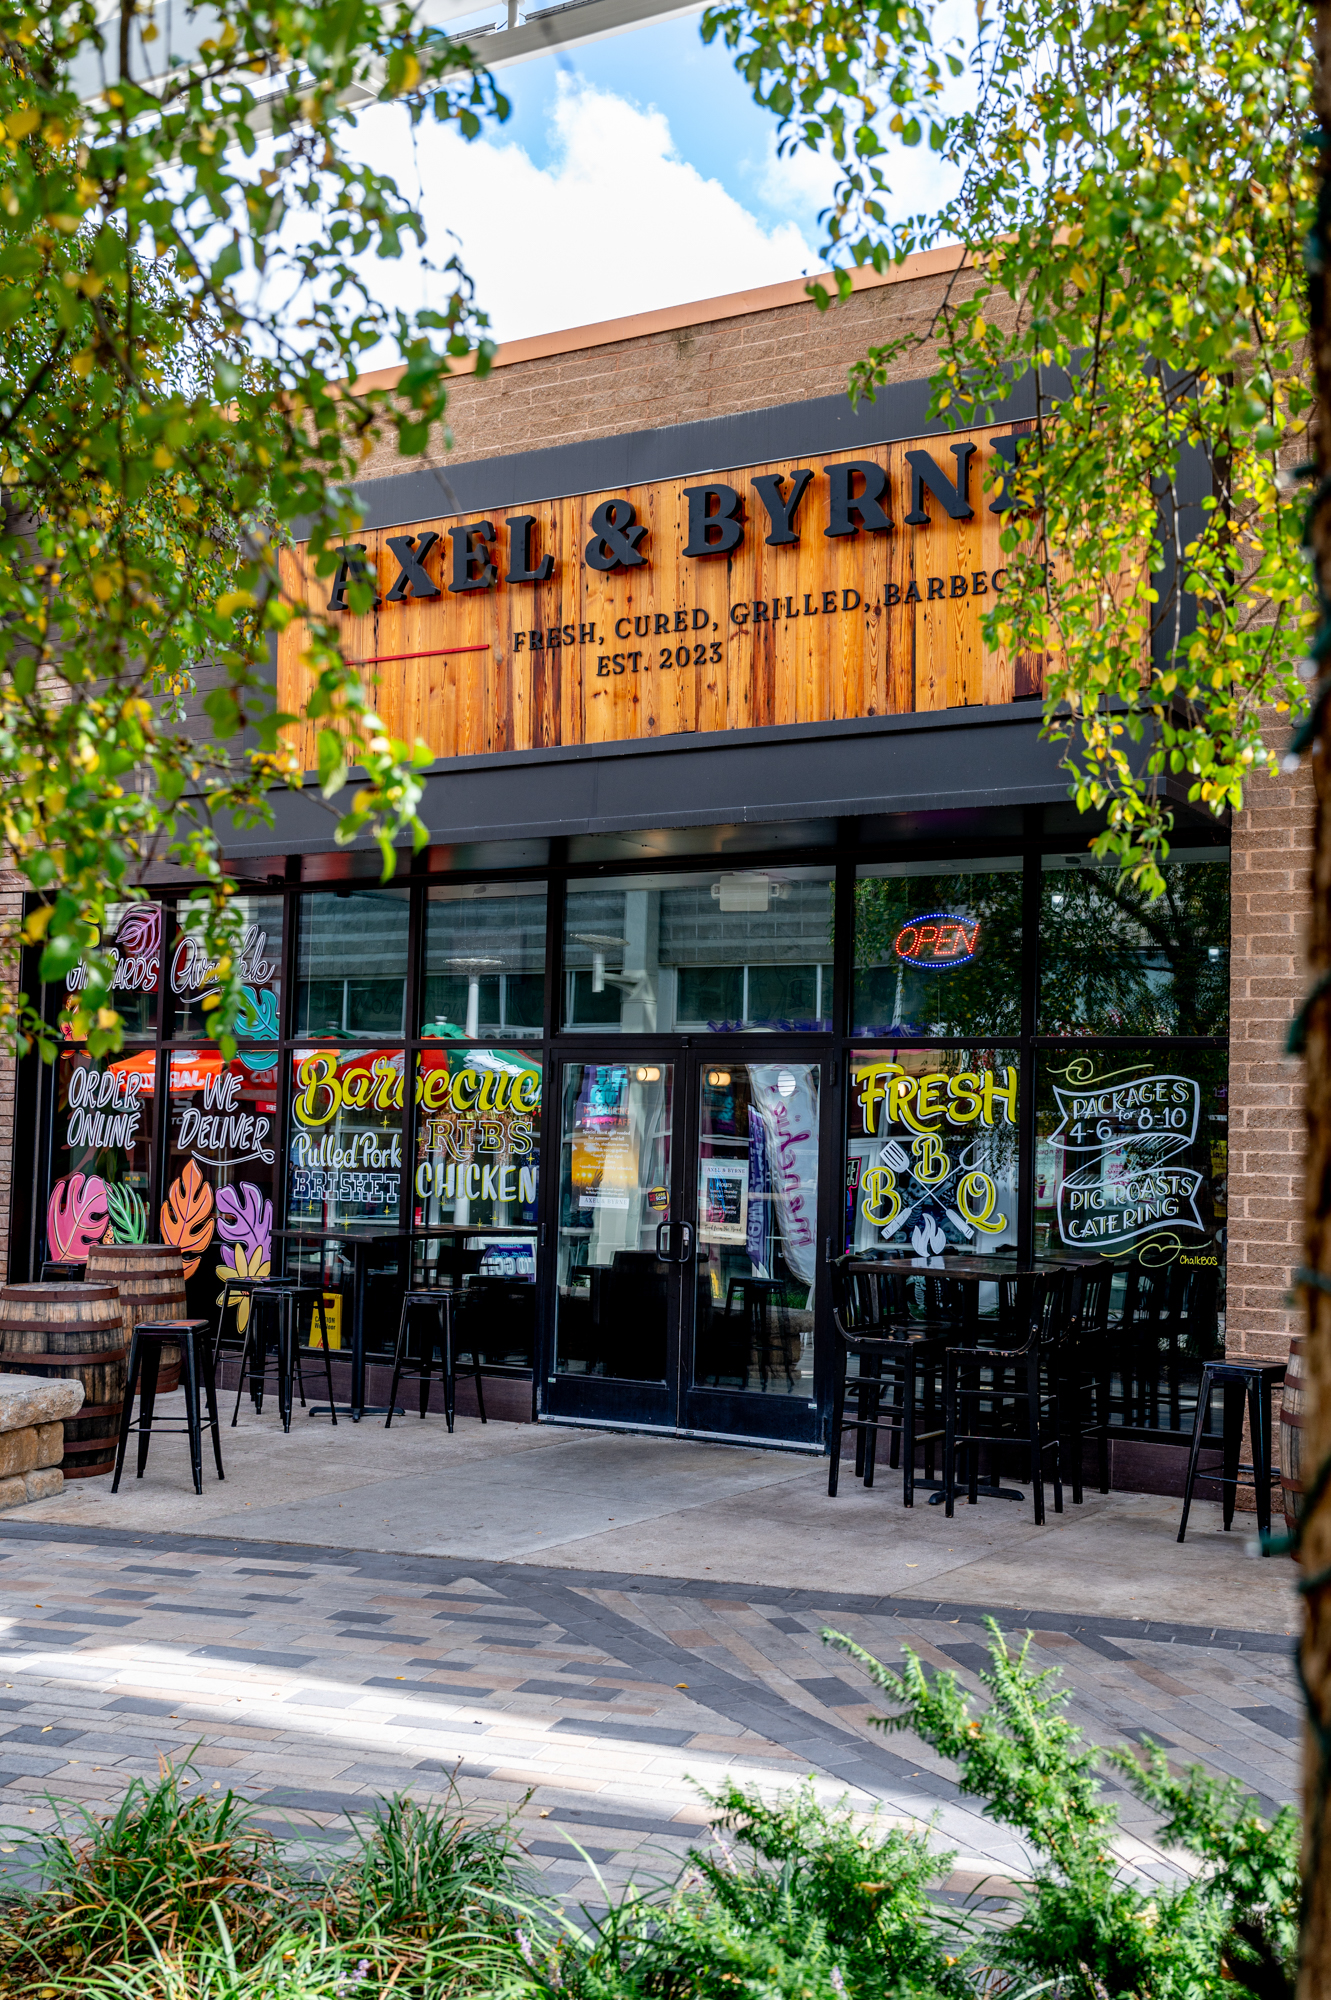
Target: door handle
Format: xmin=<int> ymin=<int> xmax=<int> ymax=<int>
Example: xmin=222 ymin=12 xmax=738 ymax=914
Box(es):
xmin=655 ymin=1220 xmax=695 ymax=1264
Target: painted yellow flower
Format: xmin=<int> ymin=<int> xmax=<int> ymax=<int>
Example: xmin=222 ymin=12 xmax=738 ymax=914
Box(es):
xmin=216 ymin=1242 xmax=271 ymax=1331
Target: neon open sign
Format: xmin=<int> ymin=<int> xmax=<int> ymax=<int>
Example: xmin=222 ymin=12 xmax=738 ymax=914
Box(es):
xmin=893 ymin=912 xmax=981 ymax=968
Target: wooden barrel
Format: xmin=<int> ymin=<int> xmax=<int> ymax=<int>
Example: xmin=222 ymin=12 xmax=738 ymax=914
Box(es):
xmin=0 ymin=1283 xmax=125 ymax=1478
xmin=85 ymin=1244 xmax=187 ymax=1395
xmin=1282 ymin=1337 xmax=1308 ymax=1546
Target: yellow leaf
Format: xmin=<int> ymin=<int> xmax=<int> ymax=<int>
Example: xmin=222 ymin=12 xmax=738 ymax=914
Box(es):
xmin=215 ymin=589 xmax=256 ymax=618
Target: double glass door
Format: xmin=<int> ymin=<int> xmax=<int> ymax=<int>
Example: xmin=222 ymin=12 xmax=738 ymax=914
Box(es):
xmin=546 ymin=1050 xmax=825 ymax=1444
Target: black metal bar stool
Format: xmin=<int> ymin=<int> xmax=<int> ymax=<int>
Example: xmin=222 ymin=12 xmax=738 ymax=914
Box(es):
xmin=1178 ymin=1359 xmax=1286 ymax=1546
xmin=215 ymin=1274 xmax=297 ymax=1387
xmin=385 ymin=1290 xmax=486 ymax=1434
xmin=230 ymin=1284 xmax=334 ymax=1432
xmin=112 ymin=1320 xmax=223 ymax=1496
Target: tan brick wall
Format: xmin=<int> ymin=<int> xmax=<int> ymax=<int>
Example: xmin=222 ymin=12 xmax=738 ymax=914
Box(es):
xmin=1226 ymin=750 xmax=1315 ymax=1375
xmin=360 ymin=269 xmax=982 ymax=484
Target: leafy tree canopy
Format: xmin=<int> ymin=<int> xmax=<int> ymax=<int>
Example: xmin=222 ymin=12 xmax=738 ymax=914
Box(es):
xmin=0 ymin=0 xmax=506 ymax=1058
xmin=704 ymin=0 xmax=1312 ymax=896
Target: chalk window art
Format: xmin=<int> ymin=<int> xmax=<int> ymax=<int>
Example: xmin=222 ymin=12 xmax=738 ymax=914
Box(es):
xmin=846 ymin=1050 xmax=1019 ymax=1259
xmin=286 ymin=1045 xmax=404 ymax=1229
xmin=854 ymin=864 xmax=1022 ymax=1037
xmin=46 ymin=1049 xmax=154 ymax=1260
xmin=162 ymin=1054 xmax=278 ymax=1317
xmin=171 ymin=894 xmax=282 ymax=1046
xmin=413 ymin=1050 xmax=541 ymax=1229
xmin=63 ymin=900 xmax=162 ymax=1040
xmin=1035 ymin=1051 xmax=1227 ymax=1267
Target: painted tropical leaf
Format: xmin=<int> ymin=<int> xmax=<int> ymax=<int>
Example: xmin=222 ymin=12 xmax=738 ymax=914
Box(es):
xmin=46 ymin=1173 xmax=109 ymax=1261
xmin=235 ymin=985 xmax=279 ymax=1042
xmin=160 ymin=1158 xmax=215 ymax=1278
xmin=105 ymin=1182 xmax=148 ymax=1245
xmin=215 ymin=1181 xmax=273 ymax=1264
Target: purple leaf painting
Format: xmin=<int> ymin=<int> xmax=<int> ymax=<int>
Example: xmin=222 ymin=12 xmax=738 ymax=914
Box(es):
xmin=215 ymin=1182 xmax=272 ymax=1275
xmin=47 ymin=1173 xmax=110 ymax=1261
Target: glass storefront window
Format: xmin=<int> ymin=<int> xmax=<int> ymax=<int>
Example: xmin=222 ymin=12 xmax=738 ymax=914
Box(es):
xmin=564 ymin=869 xmax=833 ymax=1032
xmin=63 ymin=900 xmax=162 ymax=1042
xmin=412 ymin=1048 xmax=541 ymax=1369
xmin=1039 ymin=852 xmax=1229 ymax=1036
xmin=286 ymin=1045 xmax=404 ymax=1232
xmin=423 ymin=884 xmax=546 ymax=1041
xmin=45 ymin=1048 xmax=155 ymax=1262
xmin=1034 ymin=1047 xmax=1227 ymax=1272
xmin=555 ymin=1062 xmax=674 ymax=1379
xmin=693 ymin=1062 xmax=819 ymax=1395
xmin=853 ymin=862 xmax=1023 ymax=1038
xmin=846 ymin=1047 xmax=1020 ymax=1257
xmin=295 ymin=889 xmax=411 ymax=1039
xmin=1034 ymin=1046 xmax=1226 ymax=1431
xmin=163 ymin=1048 xmax=279 ymax=1322
xmin=171 ymin=894 xmax=283 ymax=1042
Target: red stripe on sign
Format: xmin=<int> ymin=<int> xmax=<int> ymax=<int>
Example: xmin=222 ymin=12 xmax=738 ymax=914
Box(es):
xmin=350 ymin=646 xmax=491 ymax=666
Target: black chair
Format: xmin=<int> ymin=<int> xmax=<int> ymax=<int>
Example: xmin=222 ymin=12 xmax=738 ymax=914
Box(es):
xmin=112 ymin=1319 xmax=223 ymax=1496
xmin=1177 ymin=1359 xmax=1286 ymax=1545
xmin=385 ymin=1290 xmax=486 ymax=1433
xmin=723 ymin=1276 xmax=794 ymax=1391
xmin=230 ymin=1283 xmax=335 ymax=1432
xmin=1054 ymin=1265 xmax=1114 ymax=1502
xmin=943 ymin=1270 xmax=1071 ymax=1524
xmin=828 ymin=1260 xmax=956 ymax=1506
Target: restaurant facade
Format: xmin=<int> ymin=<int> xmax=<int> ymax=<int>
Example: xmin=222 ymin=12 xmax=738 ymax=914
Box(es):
xmin=1 ymin=254 xmax=1304 ymax=1485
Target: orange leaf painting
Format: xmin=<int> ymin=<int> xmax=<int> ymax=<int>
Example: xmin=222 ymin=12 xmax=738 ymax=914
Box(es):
xmin=160 ymin=1158 xmax=215 ymax=1278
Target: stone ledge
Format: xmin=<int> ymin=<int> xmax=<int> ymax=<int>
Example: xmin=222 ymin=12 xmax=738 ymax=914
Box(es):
xmin=0 ymin=1374 xmax=83 ymax=1433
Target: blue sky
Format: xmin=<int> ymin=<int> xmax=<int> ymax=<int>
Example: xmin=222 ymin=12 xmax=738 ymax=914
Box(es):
xmin=331 ymin=7 xmax=966 ymax=349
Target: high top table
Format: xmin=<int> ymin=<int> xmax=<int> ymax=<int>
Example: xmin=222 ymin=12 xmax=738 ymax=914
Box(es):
xmin=839 ymin=1253 xmax=1093 ymax=1502
xmin=272 ymin=1230 xmax=409 ymax=1421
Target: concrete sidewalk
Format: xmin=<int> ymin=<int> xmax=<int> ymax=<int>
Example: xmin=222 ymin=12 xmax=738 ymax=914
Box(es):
xmin=17 ymin=1400 xmax=1299 ymax=1635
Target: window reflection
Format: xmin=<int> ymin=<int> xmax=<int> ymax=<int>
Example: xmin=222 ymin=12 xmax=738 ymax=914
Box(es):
xmin=555 ymin=1063 xmax=673 ymax=1380
xmin=423 ymin=884 xmax=546 ymax=1041
xmin=853 ymin=864 xmax=1023 ymax=1037
xmin=564 ymin=870 xmax=833 ymax=1032
xmin=1039 ymin=854 xmax=1229 ymax=1036
xmin=693 ymin=1063 xmax=819 ymax=1395
xmin=295 ymin=889 xmax=411 ymax=1039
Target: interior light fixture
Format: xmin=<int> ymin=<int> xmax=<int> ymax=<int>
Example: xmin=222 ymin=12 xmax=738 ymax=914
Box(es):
xmin=707 ymin=1070 xmax=731 ymax=1087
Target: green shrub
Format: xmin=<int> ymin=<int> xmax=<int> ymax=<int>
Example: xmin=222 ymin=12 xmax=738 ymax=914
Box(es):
xmin=502 ymin=1781 xmax=966 ymax=2000
xmin=827 ymin=1620 xmax=1301 ymax=2000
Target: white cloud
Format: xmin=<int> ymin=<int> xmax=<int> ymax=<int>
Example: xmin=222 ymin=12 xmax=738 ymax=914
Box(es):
xmin=346 ymin=75 xmax=818 ymax=348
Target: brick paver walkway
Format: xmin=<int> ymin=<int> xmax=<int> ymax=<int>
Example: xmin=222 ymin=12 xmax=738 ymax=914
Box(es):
xmin=0 ymin=1521 xmax=1300 ymax=1907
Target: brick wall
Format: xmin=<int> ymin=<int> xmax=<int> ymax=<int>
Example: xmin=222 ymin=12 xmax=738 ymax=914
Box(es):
xmin=359 ymin=267 xmax=981 ymax=483
xmin=1227 ymin=749 xmax=1315 ymax=1380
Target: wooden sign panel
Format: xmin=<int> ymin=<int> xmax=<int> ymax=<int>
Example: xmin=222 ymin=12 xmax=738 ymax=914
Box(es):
xmin=276 ymin=420 xmax=1041 ymax=765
